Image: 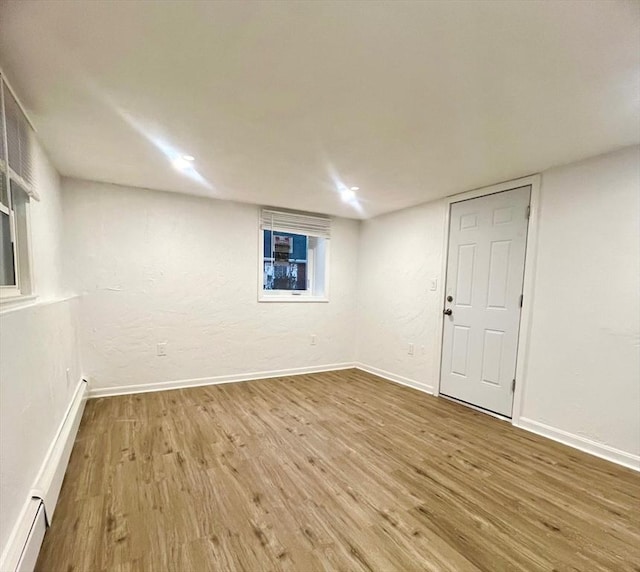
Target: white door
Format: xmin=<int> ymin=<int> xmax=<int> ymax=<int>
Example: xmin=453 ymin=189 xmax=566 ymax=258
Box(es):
xmin=440 ymin=186 xmax=531 ymax=417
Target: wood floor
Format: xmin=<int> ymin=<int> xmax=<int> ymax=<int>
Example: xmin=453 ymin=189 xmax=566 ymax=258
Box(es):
xmin=36 ymin=369 xmax=640 ymax=572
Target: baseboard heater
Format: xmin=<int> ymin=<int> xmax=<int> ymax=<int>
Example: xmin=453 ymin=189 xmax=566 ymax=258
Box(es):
xmin=11 ymin=500 xmax=46 ymax=572
xmin=0 ymin=379 xmax=87 ymax=572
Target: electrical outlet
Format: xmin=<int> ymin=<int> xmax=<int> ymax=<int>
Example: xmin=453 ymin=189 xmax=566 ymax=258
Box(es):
xmin=157 ymin=342 xmax=167 ymax=357
xmin=408 ymin=343 xmax=414 ymax=356
xmin=310 ymin=334 xmax=317 ymax=346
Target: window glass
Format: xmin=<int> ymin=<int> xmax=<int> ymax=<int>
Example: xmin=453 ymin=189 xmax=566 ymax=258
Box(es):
xmin=0 ymin=211 xmax=16 ymax=286
xmin=259 ymin=208 xmax=330 ymax=301
xmin=0 ymin=172 xmax=7 ymax=207
xmin=263 ymin=230 xmax=308 ymax=291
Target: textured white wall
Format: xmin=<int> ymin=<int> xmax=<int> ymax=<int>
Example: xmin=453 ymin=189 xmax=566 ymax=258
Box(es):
xmin=356 ymin=145 xmax=640 ymax=459
xmin=0 ymin=142 xmax=81 ymax=556
xmin=521 ymin=146 xmax=640 ymax=457
xmin=62 ymin=179 xmax=359 ymax=391
xmin=356 ymin=200 xmax=446 ymax=391
xmin=29 ymin=143 xmax=68 ymax=300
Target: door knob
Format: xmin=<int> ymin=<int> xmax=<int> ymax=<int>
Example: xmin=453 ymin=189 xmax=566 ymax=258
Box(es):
xmin=443 ymin=309 xmax=452 ymax=316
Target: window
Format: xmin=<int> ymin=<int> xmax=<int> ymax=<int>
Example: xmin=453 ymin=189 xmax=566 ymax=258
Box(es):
xmin=259 ymin=209 xmax=330 ymax=302
xmin=0 ymin=74 xmax=36 ymax=300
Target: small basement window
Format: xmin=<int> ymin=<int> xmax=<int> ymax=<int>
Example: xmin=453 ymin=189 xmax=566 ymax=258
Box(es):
xmin=0 ymin=74 xmax=36 ymax=301
xmin=259 ymin=208 xmax=330 ymax=302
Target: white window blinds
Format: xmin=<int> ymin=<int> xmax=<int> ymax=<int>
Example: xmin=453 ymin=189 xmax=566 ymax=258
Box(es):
xmin=261 ymin=208 xmax=331 ymax=239
xmin=0 ymin=84 xmax=4 ymax=166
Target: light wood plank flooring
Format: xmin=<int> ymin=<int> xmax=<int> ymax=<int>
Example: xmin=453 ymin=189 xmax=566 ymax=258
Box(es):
xmin=36 ymin=369 xmax=640 ymax=571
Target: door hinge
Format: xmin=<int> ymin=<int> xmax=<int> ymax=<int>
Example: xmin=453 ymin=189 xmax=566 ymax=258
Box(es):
xmin=526 ymin=205 xmax=531 ymax=219
xmin=519 ymin=294 xmax=523 ymax=307
xmin=512 ymin=379 xmax=516 ymax=392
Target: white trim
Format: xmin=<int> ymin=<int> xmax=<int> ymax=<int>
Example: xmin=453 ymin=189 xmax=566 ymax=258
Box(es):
xmin=517 ymin=417 xmax=640 ymax=472
xmin=259 ymin=295 xmax=329 ymax=303
xmin=434 ymin=174 xmax=542 ymax=426
xmin=88 ymin=363 xmax=355 ymax=398
xmin=21 ymin=192 xmax=35 ymax=292
xmin=0 ymin=294 xmax=77 ymax=316
xmin=90 ymin=363 xmax=437 ymax=400
xmin=0 ymin=379 xmax=87 ymax=572
xmin=434 ymin=198 xmax=450 ymax=398
xmin=32 ymin=379 xmax=88 ymax=521
xmin=355 ymin=363 xmax=433 ymax=395
xmin=510 ymin=178 xmax=541 ymax=425
xmin=359 ymin=362 xmax=639 ymax=471
xmin=0 ymin=293 xmax=37 ymax=312
xmin=446 ymin=174 xmax=540 ymax=203
xmin=88 ymin=365 xmax=640 ymax=475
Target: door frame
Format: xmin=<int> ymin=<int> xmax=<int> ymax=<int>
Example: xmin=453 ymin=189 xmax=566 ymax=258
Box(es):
xmin=433 ymin=174 xmax=541 ymax=426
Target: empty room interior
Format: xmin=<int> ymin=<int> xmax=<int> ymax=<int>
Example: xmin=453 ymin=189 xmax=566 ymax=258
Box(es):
xmin=1 ymin=1 xmax=639 ymax=571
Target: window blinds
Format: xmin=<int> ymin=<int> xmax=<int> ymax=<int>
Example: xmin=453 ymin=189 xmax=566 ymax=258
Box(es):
xmin=261 ymin=208 xmax=331 ymax=239
xmin=1 ymin=76 xmax=38 ymax=200
xmin=0 ymin=83 xmax=4 ymax=165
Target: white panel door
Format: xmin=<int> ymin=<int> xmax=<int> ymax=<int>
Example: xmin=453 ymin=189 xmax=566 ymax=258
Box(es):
xmin=440 ymin=186 xmax=531 ymax=417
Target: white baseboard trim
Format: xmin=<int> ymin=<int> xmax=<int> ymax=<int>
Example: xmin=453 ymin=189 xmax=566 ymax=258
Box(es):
xmin=517 ymin=417 xmax=640 ymax=472
xmin=88 ymin=366 xmax=639 ymax=474
xmin=355 ymin=366 xmax=639 ymax=472
xmin=88 ymin=363 xmax=357 ymax=398
xmin=354 ymin=363 xmax=434 ymax=395
xmin=0 ymin=379 xmax=87 ymax=572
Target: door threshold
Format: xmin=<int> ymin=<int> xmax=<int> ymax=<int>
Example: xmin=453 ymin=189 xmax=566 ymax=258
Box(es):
xmin=439 ymin=394 xmax=512 ymax=422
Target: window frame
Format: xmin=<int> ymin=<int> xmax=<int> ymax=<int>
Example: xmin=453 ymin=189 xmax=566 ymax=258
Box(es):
xmin=0 ymin=168 xmax=34 ymax=303
xmin=0 ymin=73 xmax=35 ymax=303
xmin=258 ymin=215 xmax=330 ymax=303
xmin=0 ymin=191 xmax=20 ymax=299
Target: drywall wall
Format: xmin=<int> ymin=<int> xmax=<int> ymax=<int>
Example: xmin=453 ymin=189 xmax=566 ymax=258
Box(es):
xmin=356 ymin=145 xmax=640 ymax=463
xmin=519 ymin=146 xmax=640 ymax=460
xmin=356 ymin=199 xmax=446 ymax=392
xmin=0 ymin=141 xmax=82 ymax=559
xmin=28 ymin=140 xmax=67 ymax=300
xmin=62 ymin=179 xmax=359 ymax=392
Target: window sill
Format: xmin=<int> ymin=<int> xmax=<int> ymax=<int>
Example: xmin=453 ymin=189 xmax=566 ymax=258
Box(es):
xmin=259 ymin=295 xmax=329 ymax=303
xmin=0 ymin=293 xmax=38 ymax=311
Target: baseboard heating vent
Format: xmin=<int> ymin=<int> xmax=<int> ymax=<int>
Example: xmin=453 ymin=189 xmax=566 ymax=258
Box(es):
xmin=16 ymin=500 xmax=46 ymax=572
xmin=0 ymin=498 xmax=46 ymax=572
xmin=33 ymin=379 xmax=88 ymax=522
xmin=0 ymin=379 xmax=88 ymax=572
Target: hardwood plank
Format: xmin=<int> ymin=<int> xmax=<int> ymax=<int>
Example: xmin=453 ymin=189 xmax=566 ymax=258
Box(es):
xmin=36 ymin=369 xmax=640 ymax=571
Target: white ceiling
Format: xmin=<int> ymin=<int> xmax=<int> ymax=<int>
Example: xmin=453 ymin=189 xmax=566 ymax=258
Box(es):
xmin=1 ymin=1 xmax=638 ymax=219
